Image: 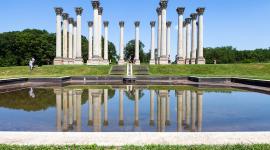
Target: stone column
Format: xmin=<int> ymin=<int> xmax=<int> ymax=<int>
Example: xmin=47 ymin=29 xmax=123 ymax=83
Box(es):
xmin=87 ymin=21 xmax=93 ymax=65
xmin=176 ymin=7 xmax=185 ymax=64
xmin=134 ymin=21 xmax=140 ymax=65
xmin=75 ymin=89 xmax=82 ymax=132
xmin=103 ymin=89 xmax=108 ymax=126
xmin=190 ymin=13 xmax=197 ymax=64
xmin=149 ymin=21 xmax=156 ymax=65
xmin=54 ymin=7 xmax=63 ymax=65
xmin=197 ymin=91 xmax=203 ymax=132
xmin=134 ymin=89 xmax=139 ymax=127
xmin=166 ymin=21 xmax=171 ymax=63
xmin=54 ymin=89 xmax=62 ymax=131
xmin=74 ymin=7 xmax=83 ymax=64
xmin=185 ymin=18 xmax=191 ymax=64
xmin=176 ymin=91 xmax=183 ymax=132
xmin=119 ymin=89 xmax=124 ymax=126
xmin=68 ymin=18 xmax=74 ymax=64
xmin=196 ymin=8 xmax=206 ymax=64
xmin=98 ymin=7 xmax=103 ymax=59
xmin=150 ymin=90 xmax=155 ymax=126
xmin=91 ymin=1 xmax=101 ymax=63
xmin=103 ymin=21 xmax=109 ymax=64
xmin=118 ymin=21 xmax=125 ymax=65
xmin=73 ymin=21 xmax=77 ymax=60
xmin=88 ymin=90 xmax=93 ymax=126
xmin=159 ymin=1 xmax=168 ymax=64
xmin=156 ymin=8 xmax=161 ymax=64
xmin=62 ymin=13 xmax=69 ymax=64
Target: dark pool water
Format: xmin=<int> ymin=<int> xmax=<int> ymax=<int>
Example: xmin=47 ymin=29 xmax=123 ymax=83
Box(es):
xmin=0 ymin=85 xmax=270 ymax=132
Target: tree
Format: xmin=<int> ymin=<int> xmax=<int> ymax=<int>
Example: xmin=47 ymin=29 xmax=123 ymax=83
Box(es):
xmin=124 ymin=40 xmax=150 ymax=63
xmin=0 ymin=29 xmax=118 ymax=66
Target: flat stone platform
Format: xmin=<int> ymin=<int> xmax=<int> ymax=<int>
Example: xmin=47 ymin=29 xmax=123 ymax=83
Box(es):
xmin=1 ymin=132 xmax=270 ymax=146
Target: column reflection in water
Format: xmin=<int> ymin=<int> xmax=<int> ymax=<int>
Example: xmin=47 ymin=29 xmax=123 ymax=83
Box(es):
xmin=72 ymin=90 xmax=77 ymax=126
xmin=103 ymin=89 xmax=108 ymax=126
xmin=62 ymin=89 xmax=68 ymax=131
xmin=92 ymin=89 xmax=102 ymax=132
xmin=156 ymin=90 xmax=161 ymax=131
xmin=150 ymin=90 xmax=155 ymax=126
xmin=119 ymin=89 xmax=124 ymax=127
xmin=191 ymin=91 xmax=197 ymax=132
xmin=88 ymin=90 xmax=93 ymax=126
xmin=75 ymin=89 xmax=82 ymax=132
xmin=182 ymin=90 xmax=186 ymax=127
xmin=54 ymin=88 xmax=62 ymax=132
xmin=197 ymin=91 xmax=203 ymax=132
xmin=166 ymin=91 xmax=170 ymax=126
xmin=134 ymin=89 xmax=139 ymax=128
xmin=185 ymin=90 xmax=191 ymax=129
xmin=68 ymin=90 xmax=73 ymax=129
xmin=158 ymin=90 xmax=168 ymax=132
xmin=176 ymin=91 xmax=183 ymax=132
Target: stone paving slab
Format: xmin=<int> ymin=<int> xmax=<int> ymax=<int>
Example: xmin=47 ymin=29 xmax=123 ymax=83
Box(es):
xmin=1 ymin=132 xmax=270 ymax=146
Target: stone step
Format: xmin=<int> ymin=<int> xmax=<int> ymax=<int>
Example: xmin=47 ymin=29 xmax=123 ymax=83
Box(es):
xmin=110 ymin=65 xmax=126 ymax=75
xmin=133 ymin=65 xmax=149 ymax=75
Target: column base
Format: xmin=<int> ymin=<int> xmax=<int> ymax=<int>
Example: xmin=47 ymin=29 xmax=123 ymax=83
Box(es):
xmin=62 ymin=58 xmax=70 ymax=65
xmin=74 ymin=57 xmax=84 ymax=65
xmin=190 ymin=58 xmax=196 ymax=64
xmin=118 ymin=59 xmax=125 ymax=65
xmin=159 ymin=56 xmax=169 ymax=65
xmin=149 ymin=59 xmax=155 ymax=65
xmin=134 ymin=59 xmax=140 ymax=65
xmin=196 ymin=57 xmax=206 ymax=64
xmin=176 ymin=57 xmax=185 ymax=64
xmin=87 ymin=57 xmax=104 ymax=65
xmin=68 ymin=58 xmax=74 ymax=64
xmin=102 ymin=59 xmax=110 ymax=65
xmin=53 ymin=57 xmax=63 ymax=65
xmin=185 ymin=58 xmax=190 ymax=64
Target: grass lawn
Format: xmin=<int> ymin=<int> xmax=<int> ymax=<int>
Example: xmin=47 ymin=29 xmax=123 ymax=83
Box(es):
xmin=0 ymin=65 xmax=111 ymax=79
xmin=149 ymin=63 xmax=270 ymax=80
xmin=0 ymin=144 xmax=270 ymax=150
xmin=0 ymin=63 xmax=270 ymax=80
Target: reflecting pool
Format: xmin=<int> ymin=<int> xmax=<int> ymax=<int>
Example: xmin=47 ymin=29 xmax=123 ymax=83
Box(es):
xmin=0 ymin=85 xmax=270 ymax=132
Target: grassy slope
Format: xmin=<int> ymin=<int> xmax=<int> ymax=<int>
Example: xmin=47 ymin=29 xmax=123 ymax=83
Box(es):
xmin=0 ymin=65 xmax=111 ymax=79
xmin=0 ymin=144 xmax=270 ymax=150
xmin=149 ymin=63 xmax=270 ymax=80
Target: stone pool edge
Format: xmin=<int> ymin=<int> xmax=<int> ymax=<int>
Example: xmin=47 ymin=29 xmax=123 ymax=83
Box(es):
xmin=0 ymin=132 xmax=270 ymax=146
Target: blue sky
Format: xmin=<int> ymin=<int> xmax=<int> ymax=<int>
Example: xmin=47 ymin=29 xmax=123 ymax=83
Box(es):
xmin=0 ymin=0 xmax=270 ymax=57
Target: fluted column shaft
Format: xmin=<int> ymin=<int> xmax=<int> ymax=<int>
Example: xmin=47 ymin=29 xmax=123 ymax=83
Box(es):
xmin=104 ymin=21 xmax=109 ymax=61
xmin=118 ymin=22 xmax=125 ymax=65
xmin=196 ymin=8 xmax=206 ymax=64
xmin=157 ymin=8 xmax=161 ymax=59
xmin=176 ymin=7 xmax=185 ymax=64
xmin=62 ymin=13 xmax=69 ymax=61
xmin=98 ymin=7 xmax=103 ymax=58
xmin=159 ymin=1 xmax=168 ymax=64
xmin=134 ymin=22 xmax=140 ymax=65
xmin=88 ymin=22 xmax=93 ymax=61
xmin=166 ymin=22 xmax=171 ymax=61
xmin=183 ymin=23 xmax=186 ymax=60
xmin=54 ymin=8 xmax=63 ymax=63
xmin=73 ymin=22 xmax=77 ymax=59
xmin=191 ymin=14 xmax=197 ymax=64
xmin=92 ymin=1 xmax=99 ymax=58
xmin=68 ymin=18 xmax=74 ymax=62
xmin=75 ymin=8 xmax=83 ymax=64
xmin=150 ymin=21 xmax=156 ymax=65
xmin=185 ymin=18 xmax=191 ymax=64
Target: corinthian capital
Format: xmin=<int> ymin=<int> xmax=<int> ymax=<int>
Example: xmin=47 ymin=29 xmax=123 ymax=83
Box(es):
xmin=196 ymin=7 xmax=205 ymax=15
xmin=156 ymin=7 xmax=161 ymax=15
xmin=150 ymin=21 xmax=156 ymax=27
xmin=54 ymin=7 xmax=63 ymax=15
xmin=135 ymin=21 xmax=140 ymax=27
xmin=98 ymin=7 xmax=103 ymax=15
xmin=159 ymin=1 xmax=168 ymax=9
xmin=88 ymin=21 xmax=93 ymax=27
xmin=75 ymin=7 xmax=83 ymax=15
xmin=176 ymin=7 xmax=185 ymax=15
xmin=190 ymin=13 xmax=197 ymax=20
xmin=91 ymin=1 xmax=100 ymax=9
xmin=119 ymin=21 xmax=124 ymax=27
xmin=62 ymin=13 xmax=69 ymax=20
